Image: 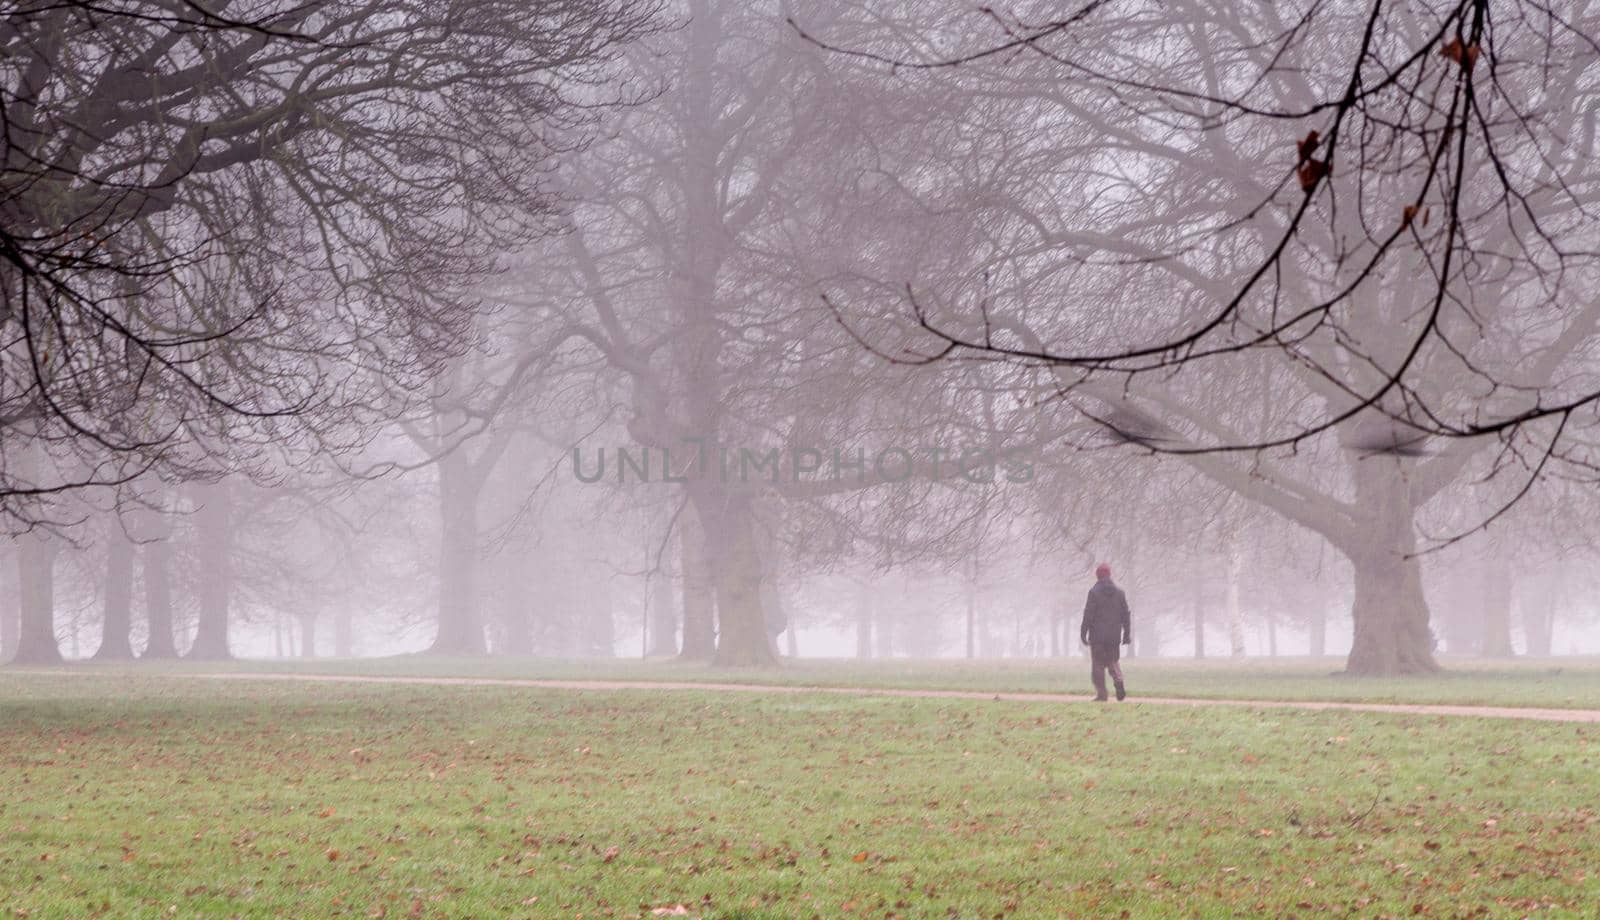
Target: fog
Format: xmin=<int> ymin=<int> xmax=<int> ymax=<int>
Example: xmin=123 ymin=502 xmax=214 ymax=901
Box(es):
xmin=9 ymin=0 xmax=1600 ymax=673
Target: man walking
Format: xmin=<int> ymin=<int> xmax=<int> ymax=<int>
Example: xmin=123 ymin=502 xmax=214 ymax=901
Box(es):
xmin=1080 ymin=563 xmax=1131 ymax=701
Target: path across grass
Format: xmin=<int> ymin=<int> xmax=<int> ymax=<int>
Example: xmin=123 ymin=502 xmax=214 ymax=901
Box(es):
xmin=43 ymin=653 xmax=1600 ymax=709
xmin=1 ymin=672 xmax=1596 ymax=918
xmin=122 ymin=669 xmax=1600 ymax=723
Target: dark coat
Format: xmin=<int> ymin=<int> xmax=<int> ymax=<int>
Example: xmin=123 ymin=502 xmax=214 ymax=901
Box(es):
xmin=1080 ymin=579 xmax=1131 ymax=645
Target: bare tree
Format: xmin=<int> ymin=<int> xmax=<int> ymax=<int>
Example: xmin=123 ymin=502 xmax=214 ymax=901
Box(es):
xmin=1 ymin=0 xmax=658 ymax=523
xmin=1 ymin=0 xmax=657 ymax=662
xmin=800 ymin=1 xmax=1600 ymax=674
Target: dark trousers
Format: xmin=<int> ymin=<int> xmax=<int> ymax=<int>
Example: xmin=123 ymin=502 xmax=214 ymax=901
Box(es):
xmin=1089 ymin=641 xmax=1124 ymax=699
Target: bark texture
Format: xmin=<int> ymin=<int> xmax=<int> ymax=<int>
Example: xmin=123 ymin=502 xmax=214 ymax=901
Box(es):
xmin=1342 ymin=461 xmax=1439 ymax=674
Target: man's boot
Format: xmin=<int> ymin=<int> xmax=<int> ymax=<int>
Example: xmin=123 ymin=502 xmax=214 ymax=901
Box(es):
xmin=1114 ymin=680 xmax=1126 ymax=702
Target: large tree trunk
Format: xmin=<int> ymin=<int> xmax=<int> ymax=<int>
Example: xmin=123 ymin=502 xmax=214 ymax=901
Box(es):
xmin=705 ymin=495 xmax=778 ymax=667
xmin=1478 ymin=556 xmax=1516 ymax=658
xmin=1342 ymin=458 xmax=1439 ymax=675
xmin=678 ymin=504 xmax=716 ymax=660
xmin=187 ymin=482 xmax=234 ymax=660
xmin=663 ymin=6 xmax=731 ymax=662
xmin=11 ymin=529 xmax=61 ymax=664
xmin=429 ymin=450 xmax=486 ymax=655
xmin=1346 ymin=547 xmax=1438 ymax=674
xmin=141 ymin=535 xmax=178 ymax=659
xmin=93 ymin=532 xmax=136 ymax=660
xmin=1192 ymin=585 xmax=1205 ymax=658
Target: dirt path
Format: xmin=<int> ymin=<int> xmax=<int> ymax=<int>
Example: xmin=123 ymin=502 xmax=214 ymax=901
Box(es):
xmin=153 ymin=671 xmax=1600 ymax=724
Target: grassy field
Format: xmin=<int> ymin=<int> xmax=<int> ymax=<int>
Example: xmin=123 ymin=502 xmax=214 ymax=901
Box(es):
xmin=53 ymin=654 xmax=1600 ymax=709
xmin=1 ymin=673 xmax=1596 ymax=918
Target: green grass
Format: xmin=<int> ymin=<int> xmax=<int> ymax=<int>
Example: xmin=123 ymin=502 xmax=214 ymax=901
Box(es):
xmin=1 ymin=673 xmax=1596 ymax=918
xmin=46 ymin=654 xmax=1600 ymax=709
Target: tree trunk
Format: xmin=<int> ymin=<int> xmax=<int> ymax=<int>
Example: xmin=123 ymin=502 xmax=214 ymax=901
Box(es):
xmin=429 ymin=450 xmax=486 ymax=655
xmin=11 ymin=529 xmax=61 ymax=664
xmin=1192 ymin=586 xmax=1205 ymax=659
xmin=187 ymin=481 xmax=234 ymax=660
xmin=1342 ymin=460 xmax=1439 ymax=675
xmin=678 ymin=503 xmax=716 ymax=660
xmin=706 ymin=495 xmax=778 ymax=667
xmin=1478 ymin=556 xmax=1515 ymax=658
xmin=1265 ymin=615 xmax=1278 ymax=657
xmin=93 ymin=532 xmax=136 ymax=660
xmin=300 ymin=614 xmax=317 ymax=658
xmin=141 ymin=535 xmax=178 ymax=659
xmin=1346 ymin=547 xmax=1439 ymax=674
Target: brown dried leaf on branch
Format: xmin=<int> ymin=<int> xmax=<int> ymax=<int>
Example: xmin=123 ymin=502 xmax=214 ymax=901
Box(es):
xmin=1440 ymin=38 xmax=1480 ymax=72
xmin=1296 ymin=130 xmax=1320 ymax=162
xmin=1297 ymin=159 xmax=1328 ymax=191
